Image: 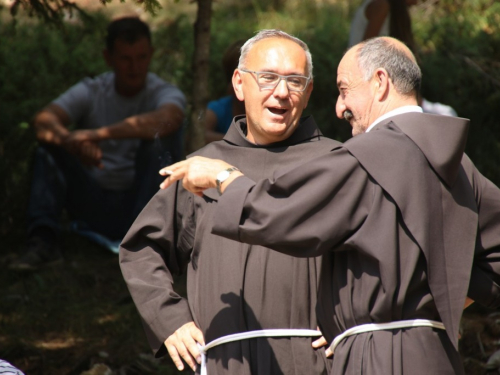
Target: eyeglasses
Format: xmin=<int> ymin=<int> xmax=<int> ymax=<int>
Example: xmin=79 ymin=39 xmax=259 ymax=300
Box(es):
xmin=239 ymin=69 xmax=311 ymax=92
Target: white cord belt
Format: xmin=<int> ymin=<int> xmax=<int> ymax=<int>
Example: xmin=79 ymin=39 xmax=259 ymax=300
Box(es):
xmin=329 ymin=319 xmax=445 ymax=355
xmin=198 ymin=328 xmax=321 ymax=375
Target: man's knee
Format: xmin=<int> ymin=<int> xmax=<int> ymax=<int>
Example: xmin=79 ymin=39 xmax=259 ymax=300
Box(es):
xmin=34 ymin=144 xmax=79 ymax=172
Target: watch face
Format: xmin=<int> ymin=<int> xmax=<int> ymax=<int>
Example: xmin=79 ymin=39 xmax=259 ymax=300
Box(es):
xmin=217 ymin=170 xmax=230 ymax=182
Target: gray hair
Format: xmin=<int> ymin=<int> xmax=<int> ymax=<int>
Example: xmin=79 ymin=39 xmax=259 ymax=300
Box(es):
xmin=356 ymin=37 xmax=421 ymax=96
xmin=238 ymin=29 xmax=314 ymax=78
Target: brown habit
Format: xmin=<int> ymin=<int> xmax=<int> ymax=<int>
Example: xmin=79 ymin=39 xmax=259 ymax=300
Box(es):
xmin=212 ymin=112 xmax=500 ymax=375
xmin=120 ymin=116 xmax=339 ymax=374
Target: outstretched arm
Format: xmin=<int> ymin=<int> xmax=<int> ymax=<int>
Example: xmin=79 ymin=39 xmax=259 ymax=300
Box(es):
xmin=64 ymin=103 xmax=185 ymax=144
xmin=33 ymin=104 xmax=103 ymax=168
xmin=160 ymin=149 xmax=371 ymax=258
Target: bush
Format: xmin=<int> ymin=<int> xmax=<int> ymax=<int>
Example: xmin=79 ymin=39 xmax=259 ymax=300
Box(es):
xmin=415 ymin=0 xmax=500 ymax=184
xmin=1 ymin=0 xmax=500 ymax=236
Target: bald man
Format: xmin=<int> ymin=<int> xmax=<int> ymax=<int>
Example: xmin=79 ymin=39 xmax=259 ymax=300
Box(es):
xmin=160 ymin=37 xmax=500 ymax=374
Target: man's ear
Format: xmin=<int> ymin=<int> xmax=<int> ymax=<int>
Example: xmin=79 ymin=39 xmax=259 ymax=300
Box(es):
xmin=374 ymin=68 xmax=389 ymax=101
xmin=232 ymin=69 xmax=245 ymax=101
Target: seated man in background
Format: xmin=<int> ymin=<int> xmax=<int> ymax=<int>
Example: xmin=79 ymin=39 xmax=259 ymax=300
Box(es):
xmin=204 ymin=39 xmax=246 ymax=144
xmin=120 ymin=29 xmax=336 ymax=374
xmin=10 ymin=16 xmax=186 ymax=270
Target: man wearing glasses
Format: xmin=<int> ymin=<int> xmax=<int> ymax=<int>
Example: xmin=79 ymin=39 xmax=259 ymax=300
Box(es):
xmin=158 ymin=37 xmax=500 ymax=375
xmin=120 ymin=30 xmax=338 ymax=374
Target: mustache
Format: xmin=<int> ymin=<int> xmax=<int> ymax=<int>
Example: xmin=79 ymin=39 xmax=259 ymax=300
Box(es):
xmin=343 ymin=110 xmax=353 ymax=121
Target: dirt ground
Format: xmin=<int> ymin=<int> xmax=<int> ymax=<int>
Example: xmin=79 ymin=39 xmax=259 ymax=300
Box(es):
xmin=1 ymin=233 xmax=189 ymax=375
xmin=2 ymin=232 xmax=500 ymax=375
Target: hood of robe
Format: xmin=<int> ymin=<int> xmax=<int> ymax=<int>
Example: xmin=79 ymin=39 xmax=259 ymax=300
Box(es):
xmin=376 ymin=112 xmax=470 ymax=188
xmin=222 ymin=114 xmax=324 ymax=148
xmin=191 ymin=114 xmax=329 ymax=201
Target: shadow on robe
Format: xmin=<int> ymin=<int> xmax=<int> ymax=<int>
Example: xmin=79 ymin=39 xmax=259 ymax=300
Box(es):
xmin=203 ymin=292 xmax=284 ymax=375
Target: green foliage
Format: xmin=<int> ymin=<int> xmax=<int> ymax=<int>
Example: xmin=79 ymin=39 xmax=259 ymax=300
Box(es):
xmin=150 ymin=14 xmax=194 ymax=102
xmin=9 ymin=0 xmax=161 ymax=24
xmin=414 ymin=0 xmax=500 ymax=184
xmin=2 ymin=0 xmax=500 ymax=238
xmin=300 ymin=2 xmax=353 ymax=141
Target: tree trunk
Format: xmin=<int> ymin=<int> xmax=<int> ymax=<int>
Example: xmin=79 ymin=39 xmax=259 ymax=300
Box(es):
xmin=187 ymin=0 xmax=212 ymax=154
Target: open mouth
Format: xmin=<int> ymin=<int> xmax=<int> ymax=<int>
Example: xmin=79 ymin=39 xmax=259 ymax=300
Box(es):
xmin=343 ymin=110 xmax=354 ymax=122
xmin=268 ymin=107 xmax=288 ymax=115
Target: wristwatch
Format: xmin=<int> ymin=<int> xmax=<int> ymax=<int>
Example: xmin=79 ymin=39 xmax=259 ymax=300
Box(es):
xmin=216 ymin=167 xmax=240 ymax=195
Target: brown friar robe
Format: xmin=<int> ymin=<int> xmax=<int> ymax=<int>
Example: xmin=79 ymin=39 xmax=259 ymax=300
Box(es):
xmin=211 ymin=112 xmax=500 ymax=375
xmin=119 ymin=115 xmax=340 ymax=375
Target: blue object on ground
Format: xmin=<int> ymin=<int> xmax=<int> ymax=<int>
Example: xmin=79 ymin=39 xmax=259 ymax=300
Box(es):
xmin=70 ymin=221 xmax=121 ymax=254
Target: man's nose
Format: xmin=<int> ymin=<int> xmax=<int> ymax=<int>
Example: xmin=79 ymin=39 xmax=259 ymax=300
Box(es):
xmin=273 ymin=78 xmax=290 ymax=98
xmin=335 ymin=96 xmax=345 ymax=119
xmin=129 ymin=58 xmax=140 ymax=72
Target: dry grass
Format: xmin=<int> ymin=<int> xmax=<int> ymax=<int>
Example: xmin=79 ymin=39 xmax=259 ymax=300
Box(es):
xmin=0 ymin=232 xmax=188 ymax=375
xmin=1 ymin=232 xmax=500 ymax=375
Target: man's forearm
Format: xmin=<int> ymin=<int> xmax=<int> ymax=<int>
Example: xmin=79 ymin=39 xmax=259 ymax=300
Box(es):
xmin=94 ymin=103 xmax=184 ymax=141
xmin=33 ymin=109 xmax=70 ymax=145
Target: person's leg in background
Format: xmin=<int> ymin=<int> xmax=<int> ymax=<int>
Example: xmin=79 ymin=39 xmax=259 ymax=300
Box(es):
xmin=129 ymin=128 xmax=184 ymax=221
xmin=10 ymin=145 xmax=122 ymax=270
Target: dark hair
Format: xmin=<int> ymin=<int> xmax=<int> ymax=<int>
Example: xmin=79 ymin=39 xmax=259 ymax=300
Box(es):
xmin=222 ymin=40 xmax=245 ymax=83
xmin=388 ymin=0 xmax=415 ymax=52
xmin=105 ymin=17 xmax=151 ymax=51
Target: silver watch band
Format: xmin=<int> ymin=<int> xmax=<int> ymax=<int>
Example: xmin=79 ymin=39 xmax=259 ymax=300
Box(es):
xmin=216 ymin=167 xmax=240 ymax=195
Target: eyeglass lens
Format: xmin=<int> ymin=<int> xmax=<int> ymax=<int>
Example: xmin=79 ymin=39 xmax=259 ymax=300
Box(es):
xmin=257 ymin=72 xmax=308 ymax=91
